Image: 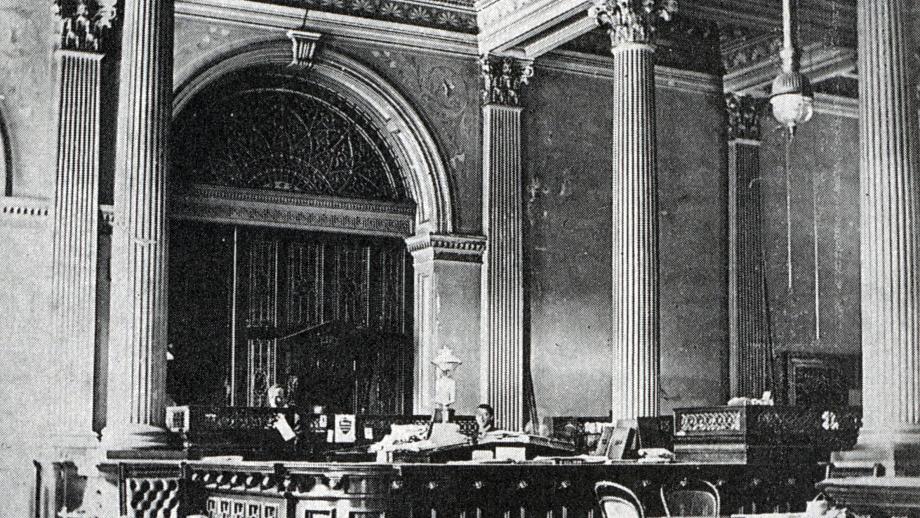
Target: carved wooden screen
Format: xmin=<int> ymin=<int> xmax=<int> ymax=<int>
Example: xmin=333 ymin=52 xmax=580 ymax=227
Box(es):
xmin=233 ymin=229 xmax=411 ymax=413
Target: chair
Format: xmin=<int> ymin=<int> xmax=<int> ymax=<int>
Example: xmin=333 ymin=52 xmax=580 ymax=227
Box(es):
xmin=659 ymin=477 xmax=720 ymax=517
xmin=595 ymin=481 xmax=645 ymax=518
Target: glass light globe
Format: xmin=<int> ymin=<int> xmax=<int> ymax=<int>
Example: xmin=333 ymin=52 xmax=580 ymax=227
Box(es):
xmin=770 ymin=69 xmax=814 ymax=134
xmin=771 ymin=92 xmax=814 ymax=129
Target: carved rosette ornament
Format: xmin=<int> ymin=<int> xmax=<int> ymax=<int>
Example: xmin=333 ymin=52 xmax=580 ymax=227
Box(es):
xmin=725 ymin=94 xmax=763 ymax=141
xmin=590 ymin=0 xmax=677 ymax=48
xmin=479 ymin=55 xmax=534 ymax=107
xmin=52 ymin=0 xmax=119 ymax=52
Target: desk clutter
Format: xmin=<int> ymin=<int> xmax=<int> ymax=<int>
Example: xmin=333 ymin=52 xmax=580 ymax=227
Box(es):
xmin=165 ymin=404 xmax=861 ymax=468
xmin=165 ymin=405 xmax=479 ymax=459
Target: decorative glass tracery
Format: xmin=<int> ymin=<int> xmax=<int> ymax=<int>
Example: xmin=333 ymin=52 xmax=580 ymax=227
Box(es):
xmin=172 ymin=73 xmax=407 ymax=202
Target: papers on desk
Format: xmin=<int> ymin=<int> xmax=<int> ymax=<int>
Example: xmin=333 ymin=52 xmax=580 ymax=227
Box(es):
xmin=274 ymin=415 xmax=296 ymax=442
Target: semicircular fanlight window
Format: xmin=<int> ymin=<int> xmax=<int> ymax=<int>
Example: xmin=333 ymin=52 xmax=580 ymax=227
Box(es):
xmin=172 ymin=78 xmax=407 ymax=202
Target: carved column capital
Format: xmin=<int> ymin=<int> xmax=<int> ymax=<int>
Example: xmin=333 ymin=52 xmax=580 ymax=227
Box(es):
xmin=480 ymin=55 xmax=533 ymax=107
xmin=725 ymin=93 xmax=764 ymax=141
xmin=52 ymin=0 xmax=120 ymax=53
xmin=589 ymin=0 xmax=677 ymax=49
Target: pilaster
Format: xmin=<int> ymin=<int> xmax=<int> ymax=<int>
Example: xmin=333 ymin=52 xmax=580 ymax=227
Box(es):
xmin=725 ymin=93 xmax=771 ymax=398
xmin=592 ymin=0 xmax=675 ymax=419
xmin=50 ymin=0 xmax=121 ymax=451
xmin=103 ymin=0 xmax=174 ymax=450
xmin=479 ymin=55 xmax=531 ymax=431
xmin=407 ymin=233 xmax=485 ymax=417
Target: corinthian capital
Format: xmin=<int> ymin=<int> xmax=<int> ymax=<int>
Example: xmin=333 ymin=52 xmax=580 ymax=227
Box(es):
xmin=52 ymin=0 xmax=120 ymax=53
xmin=480 ymin=55 xmax=534 ymax=107
xmin=590 ymin=0 xmax=677 ymax=48
xmin=725 ymin=94 xmax=764 ymax=141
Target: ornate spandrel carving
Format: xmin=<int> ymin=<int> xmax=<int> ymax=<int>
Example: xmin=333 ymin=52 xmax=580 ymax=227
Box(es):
xmin=52 ymin=0 xmax=119 ymax=52
xmin=480 ymin=55 xmax=533 ymax=107
xmin=725 ymin=93 xmax=764 ymax=141
xmin=589 ymin=0 xmax=677 ymax=48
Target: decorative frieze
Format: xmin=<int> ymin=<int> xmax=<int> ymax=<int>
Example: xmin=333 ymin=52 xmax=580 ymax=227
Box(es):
xmin=170 ymin=185 xmax=415 ymax=238
xmin=52 ymin=0 xmax=120 ymax=52
xmin=725 ymin=93 xmax=763 ymax=141
xmin=479 ymin=55 xmax=533 ymax=107
xmin=590 ymin=0 xmax=677 ymax=48
xmin=721 ymin=32 xmax=782 ymax=75
xmin=405 ymin=232 xmax=485 ymax=262
xmin=249 ymin=0 xmax=478 ymax=33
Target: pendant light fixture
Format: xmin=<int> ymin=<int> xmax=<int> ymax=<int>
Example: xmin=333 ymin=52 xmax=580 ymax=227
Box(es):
xmin=770 ymin=0 xmax=813 ymax=136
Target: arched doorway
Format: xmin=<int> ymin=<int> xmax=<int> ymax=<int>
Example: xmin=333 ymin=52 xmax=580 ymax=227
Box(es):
xmin=167 ymin=67 xmax=416 ymax=414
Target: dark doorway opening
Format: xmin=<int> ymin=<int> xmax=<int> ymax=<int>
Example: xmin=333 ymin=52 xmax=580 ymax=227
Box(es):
xmin=167 ymin=220 xmax=413 ymax=414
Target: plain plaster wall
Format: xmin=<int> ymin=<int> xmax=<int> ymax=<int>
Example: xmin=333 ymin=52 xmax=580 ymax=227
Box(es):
xmin=760 ymin=110 xmax=861 ymax=357
xmin=524 ymin=65 xmax=730 ymax=419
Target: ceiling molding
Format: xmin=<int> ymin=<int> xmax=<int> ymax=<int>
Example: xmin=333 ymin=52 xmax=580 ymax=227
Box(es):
xmin=724 ymin=41 xmax=856 ymax=96
xmin=813 ymin=92 xmax=857 ymax=119
xmin=538 ymin=50 xmax=722 ymax=96
xmin=176 ymin=0 xmax=478 ymax=56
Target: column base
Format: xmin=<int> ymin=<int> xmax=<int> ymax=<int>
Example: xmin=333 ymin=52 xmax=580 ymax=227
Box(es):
xmin=832 ymin=442 xmax=920 ymax=477
xmin=53 ymin=430 xmax=100 ymax=451
xmin=100 ymin=424 xmax=172 ymax=452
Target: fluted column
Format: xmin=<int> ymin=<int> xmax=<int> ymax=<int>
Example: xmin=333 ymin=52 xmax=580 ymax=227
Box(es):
xmin=480 ymin=56 xmax=532 ymax=431
xmin=725 ymin=94 xmax=772 ymax=398
xmin=856 ymin=0 xmax=920 ymax=446
xmin=592 ymin=0 xmax=675 ymax=419
xmin=103 ymin=0 xmax=174 ymax=449
xmin=50 ymin=1 xmax=119 ymax=450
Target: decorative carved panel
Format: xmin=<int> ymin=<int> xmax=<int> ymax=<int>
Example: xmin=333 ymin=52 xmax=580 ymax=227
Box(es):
xmin=172 ymin=72 xmax=407 ymax=202
xmin=207 ymin=496 xmax=284 ymax=518
xmin=124 ymin=478 xmax=182 ymax=518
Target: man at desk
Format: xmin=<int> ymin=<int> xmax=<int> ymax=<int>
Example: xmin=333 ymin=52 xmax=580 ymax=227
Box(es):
xmin=475 ymin=404 xmax=495 ymax=438
xmin=267 ymin=384 xmax=304 ymax=456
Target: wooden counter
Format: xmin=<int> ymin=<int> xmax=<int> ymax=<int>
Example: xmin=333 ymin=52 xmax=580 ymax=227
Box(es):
xmin=113 ymin=457 xmax=826 ymax=517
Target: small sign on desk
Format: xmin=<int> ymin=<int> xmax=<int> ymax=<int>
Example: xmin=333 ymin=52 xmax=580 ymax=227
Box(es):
xmin=335 ymin=414 xmax=356 ymax=443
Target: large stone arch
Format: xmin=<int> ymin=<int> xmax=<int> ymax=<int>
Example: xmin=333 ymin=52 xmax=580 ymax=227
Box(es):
xmin=173 ymin=37 xmax=455 ymax=235
xmin=170 ymin=36 xmax=484 ymax=415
